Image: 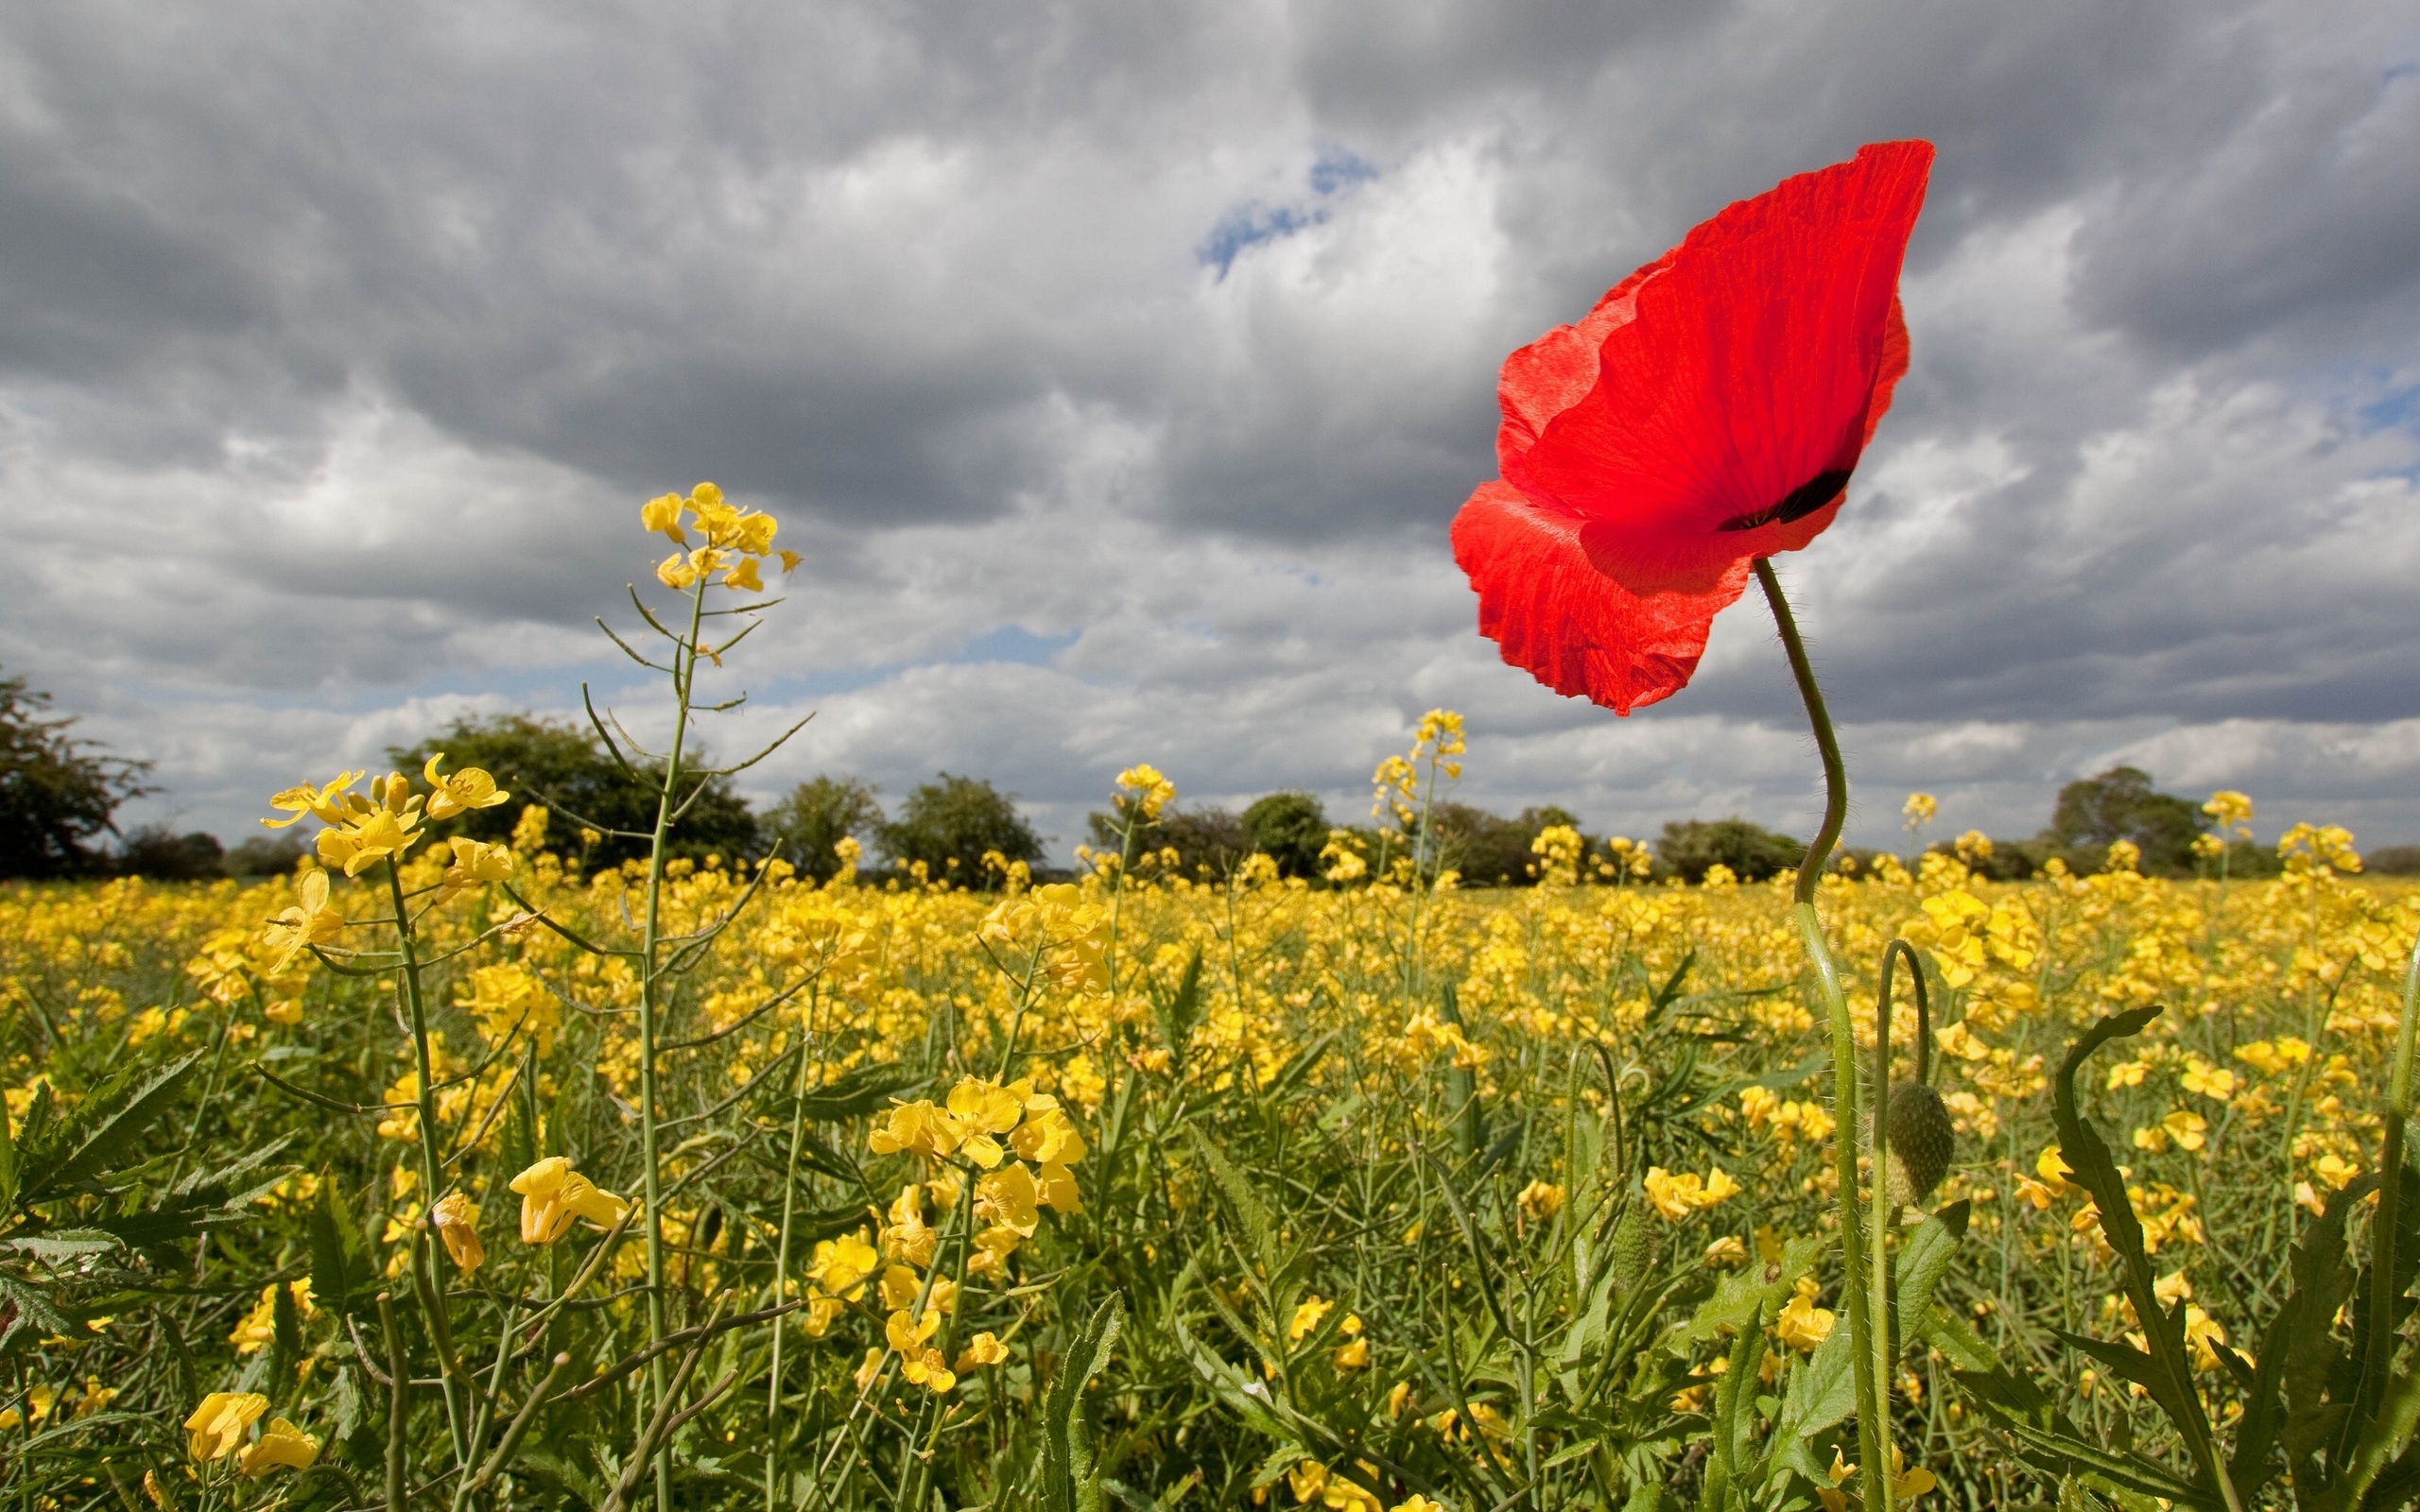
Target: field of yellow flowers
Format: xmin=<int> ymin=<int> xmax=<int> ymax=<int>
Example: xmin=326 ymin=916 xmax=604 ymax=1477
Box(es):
xmin=1 ymin=782 xmax=2412 ymax=1510
xmin=7 ymin=483 xmax=2420 ymax=1512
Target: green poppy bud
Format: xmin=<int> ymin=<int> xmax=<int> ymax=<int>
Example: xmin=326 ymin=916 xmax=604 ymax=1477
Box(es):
xmin=1884 ymin=1081 xmax=1956 ymax=1209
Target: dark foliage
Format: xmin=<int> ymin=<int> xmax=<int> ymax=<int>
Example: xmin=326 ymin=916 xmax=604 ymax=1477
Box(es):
xmin=1240 ymin=791 xmax=1331 ymax=878
xmin=0 ymin=671 xmax=151 ymax=880
xmin=114 ymin=826 xmax=225 ymax=881
xmin=2045 ymin=765 xmax=2205 ymax=875
xmin=224 ymin=833 xmax=310 ymax=877
xmin=389 ymin=713 xmax=762 ymax=868
xmin=2368 ymin=845 xmax=2420 ymax=877
xmin=1430 ymin=802 xmax=1582 ymax=885
xmin=878 ymin=773 xmax=1043 ymax=885
xmin=764 ymin=775 xmax=884 ymax=882
xmin=1655 ymin=816 xmax=1804 ymax=884
xmin=1087 ymin=805 xmax=1253 ymax=879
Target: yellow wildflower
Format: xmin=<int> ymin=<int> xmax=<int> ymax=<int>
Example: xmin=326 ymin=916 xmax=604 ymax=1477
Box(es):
xmin=509 ymin=1158 xmax=630 ymax=1245
xmin=431 ymin=1193 xmax=484 ymax=1275
xmin=238 ymin=1418 xmax=320 ymax=1477
xmin=260 ymin=867 xmax=344 ymax=974
xmin=185 ymin=1392 xmax=268 ymax=1461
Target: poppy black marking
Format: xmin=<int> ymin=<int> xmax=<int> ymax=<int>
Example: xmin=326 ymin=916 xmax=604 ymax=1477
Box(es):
xmin=1715 ymin=469 xmax=1853 ymax=532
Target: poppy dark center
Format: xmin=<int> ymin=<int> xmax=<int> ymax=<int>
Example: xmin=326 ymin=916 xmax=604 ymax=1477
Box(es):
xmin=1716 ymin=469 xmax=1853 ymax=533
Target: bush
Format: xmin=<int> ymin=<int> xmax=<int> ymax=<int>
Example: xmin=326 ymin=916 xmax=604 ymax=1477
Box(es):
xmin=879 ymin=773 xmax=1044 ymax=884
xmin=1241 ymin=791 xmax=1331 ymax=878
xmin=1654 ymin=816 xmax=1804 ymax=883
xmin=390 ymin=713 xmax=762 ymax=868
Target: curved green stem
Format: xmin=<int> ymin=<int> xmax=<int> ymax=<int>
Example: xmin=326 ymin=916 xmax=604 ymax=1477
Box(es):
xmin=1756 ymin=558 xmax=1888 ymax=1512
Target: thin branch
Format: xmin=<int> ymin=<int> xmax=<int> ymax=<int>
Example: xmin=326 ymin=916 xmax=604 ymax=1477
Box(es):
xmin=584 ymin=683 xmax=645 ymax=780
xmin=253 ymin=1064 xmax=415 ymax=1116
xmin=595 ymin=616 xmax=671 ymax=673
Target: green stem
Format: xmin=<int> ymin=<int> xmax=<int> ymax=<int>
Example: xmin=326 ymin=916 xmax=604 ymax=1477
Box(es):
xmin=2362 ymin=935 xmax=2420 ymax=1419
xmin=386 ymin=858 xmax=469 ymax=1469
xmin=765 ymin=994 xmax=819 ymax=1512
xmin=637 ymin=575 xmax=710 ymax=1512
xmin=1755 ymin=558 xmax=1888 ymax=1512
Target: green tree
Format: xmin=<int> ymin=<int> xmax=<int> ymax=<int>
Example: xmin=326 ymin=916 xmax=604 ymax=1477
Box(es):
xmin=878 ymin=773 xmax=1044 ymax=885
xmin=1241 ymin=791 xmax=1331 ymax=878
xmin=2045 ymin=765 xmax=2204 ymax=874
xmin=763 ymin=775 xmax=884 ymax=881
xmin=0 ymin=670 xmax=150 ymax=879
xmin=1654 ymin=816 xmax=1804 ymax=883
xmin=389 ymin=713 xmax=761 ymax=868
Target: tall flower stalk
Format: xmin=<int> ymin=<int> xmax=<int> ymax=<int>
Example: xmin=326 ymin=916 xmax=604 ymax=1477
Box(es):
xmin=1755 ymin=558 xmax=1892 ymax=1510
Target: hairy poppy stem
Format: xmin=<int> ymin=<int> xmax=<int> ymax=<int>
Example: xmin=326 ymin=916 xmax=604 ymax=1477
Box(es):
xmin=1755 ymin=557 xmax=1890 ymax=1512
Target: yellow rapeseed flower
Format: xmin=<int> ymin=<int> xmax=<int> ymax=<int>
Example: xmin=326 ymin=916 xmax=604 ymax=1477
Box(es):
xmin=509 ymin=1158 xmax=630 ymax=1245
xmin=431 ymin=1193 xmax=484 ymax=1275
xmin=238 ymin=1418 xmax=320 ymax=1477
xmin=185 ymin=1392 xmax=268 ymax=1461
xmin=259 ymin=867 xmax=344 ymax=974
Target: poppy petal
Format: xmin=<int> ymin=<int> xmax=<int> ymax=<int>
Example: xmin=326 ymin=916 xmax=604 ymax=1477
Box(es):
xmin=1451 ymin=481 xmax=1748 ymax=715
xmin=1501 ymin=140 xmax=1932 ymax=595
xmin=1495 ymin=252 xmax=1676 ymax=470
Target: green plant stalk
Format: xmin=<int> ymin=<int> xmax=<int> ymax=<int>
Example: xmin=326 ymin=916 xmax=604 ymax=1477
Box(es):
xmin=2362 ymin=935 xmax=2420 ymax=1419
xmin=378 ymin=1289 xmax=409 ymax=1512
xmin=764 ymin=986 xmax=820 ymax=1512
xmin=386 ymin=857 xmax=469 ymax=1469
xmin=635 ymin=572 xmax=711 ymax=1512
xmin=1869 ymin=955 xmax=1893 ymax=1471
xmin=1755 ymin=558 xmax=1888 ymax=1512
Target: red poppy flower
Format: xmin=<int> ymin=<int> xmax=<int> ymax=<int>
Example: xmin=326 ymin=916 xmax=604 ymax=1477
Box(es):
xmin=1452 ymin=140 xmax=1934 ymax=713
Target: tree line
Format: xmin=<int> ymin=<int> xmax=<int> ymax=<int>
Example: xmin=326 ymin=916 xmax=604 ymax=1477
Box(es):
xmin=5 ymin=670 xmax=2411 ymax=884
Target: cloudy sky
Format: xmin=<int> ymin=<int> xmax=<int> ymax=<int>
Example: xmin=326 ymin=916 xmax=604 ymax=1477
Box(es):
xmin=4 ymin=0 xmax=2418 ymax=861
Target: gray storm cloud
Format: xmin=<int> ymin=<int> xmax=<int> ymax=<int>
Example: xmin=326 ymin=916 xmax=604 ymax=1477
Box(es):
xmin=1 ymin=0 xmax=2415 ymax=855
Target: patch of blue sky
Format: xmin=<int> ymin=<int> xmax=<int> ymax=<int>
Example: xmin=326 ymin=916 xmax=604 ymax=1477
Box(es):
xmin=1198 ymin=146 xmax=1379 ymax=279
xmin=2359 ymin=379 xmax=2420 ymax=433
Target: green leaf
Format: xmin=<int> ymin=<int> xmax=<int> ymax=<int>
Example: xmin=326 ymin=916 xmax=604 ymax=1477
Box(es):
xmin=2050 ymin=1006 xmax=2234 ymax=1503
xmin=0 ymin=1229 xmax=119 ymax=1263
xmin=2239 ymin=1174 xmax=2370 ymax=1497
xmin=0 ymin=1270 xmax=77 ymax=1345
xmin=1042 ymin=1297 xmax=1127 ymax=1512
xmin=18 ymin=1049 xmax=205 ymax=1201
xmin=1889 ymin=1199 xmax=1969 ymax=1351
xmin=1187 ymin=1129 xmax=1278 ymax=1281
xmin=0 ymin=1089 xmax=18 ymax=1212
xmin=307 ymin=1175 xmax=376 ymax=1317
xmin=1772 ymin=1325 xmax=1858 ymax=1486
xmin=1669 ymin=1234 xmax=1821 ymax=1355
xmin=270 ymin=1279 xmax=302 ymax=1395
xmin=792 ymin=1060 xmax=923 ymax=1123
xmin=1157 ymin=949 xmax=1204 ymax=1072
xmin=2316 ymin=1366 xmax=2420 ymax=1512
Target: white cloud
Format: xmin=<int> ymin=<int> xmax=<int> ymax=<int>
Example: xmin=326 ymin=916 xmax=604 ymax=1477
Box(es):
xmin=4 ymin=0 xmax=2418 ymax=865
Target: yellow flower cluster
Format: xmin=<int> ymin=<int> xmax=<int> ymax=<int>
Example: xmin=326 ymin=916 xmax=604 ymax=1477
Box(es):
xmin=643 ymin=480 xmax=800 ymax=592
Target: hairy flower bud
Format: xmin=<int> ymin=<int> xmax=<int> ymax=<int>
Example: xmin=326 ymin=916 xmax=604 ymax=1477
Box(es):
xmin=1883 ymin=1081 xmax=1956 ymax=1209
